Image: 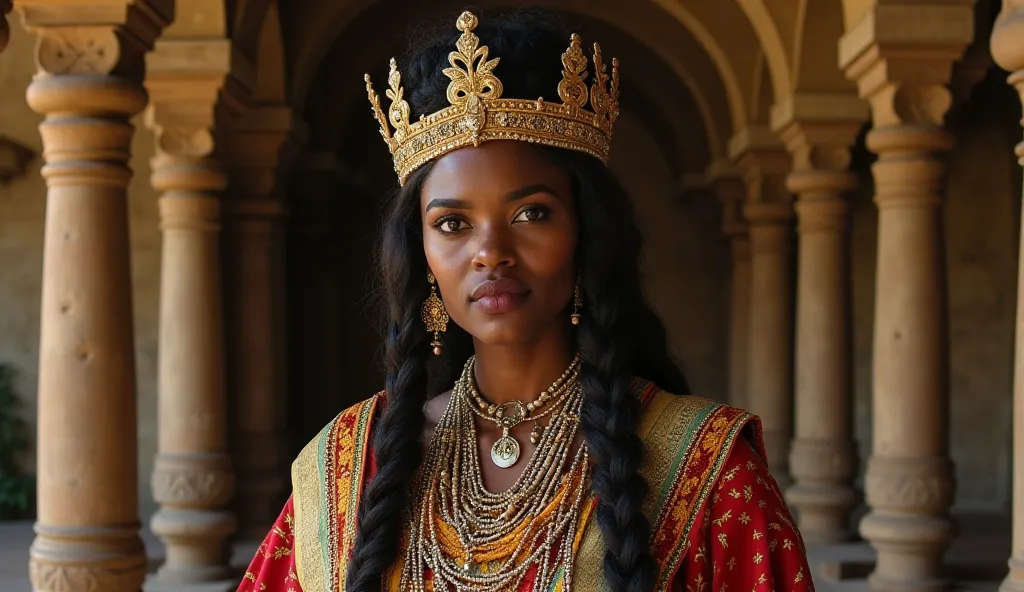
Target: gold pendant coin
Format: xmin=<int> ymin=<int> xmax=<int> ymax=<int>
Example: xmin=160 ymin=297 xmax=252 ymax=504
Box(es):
xmin=490 ymin=434 xmax=520 ymax=468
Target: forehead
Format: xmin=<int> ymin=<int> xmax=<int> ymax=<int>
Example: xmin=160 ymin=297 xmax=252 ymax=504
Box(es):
xmin=420 ymin=140 xmax=570 ymax=200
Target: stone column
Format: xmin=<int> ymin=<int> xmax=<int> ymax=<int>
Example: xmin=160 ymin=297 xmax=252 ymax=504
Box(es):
xmin=223 ymin=105 xmax=297 ymax=538
xmin=20 ymin=3 xmax=169 ymax=591
xmin=840 ymin=4 xmax=973 ymax=589
xmin=731 ymin=128 xmax=795 ymax=488
xmin=993 ymin=2 xmax=1024 ymax=589
xmin=144 ymin=39 xmax=250 ymax=587
xmin=773 ymin=100 xmax=866 ymax=543
xmin=710 ymin=160 xmax=751 ymax=410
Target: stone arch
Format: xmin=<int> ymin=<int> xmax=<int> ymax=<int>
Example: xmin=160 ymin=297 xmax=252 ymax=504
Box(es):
xmin=735 ymin=0 xmax=851 ymax=98
xmin=232 ymin=0 xmax=274 ymax=66
xmin=288 ymin=0 xmax=733 ymax=173
xmin=647 ymin=0 xmax=769 ymax=132
xmin=280 ymin=0 xmax=779 ymax=158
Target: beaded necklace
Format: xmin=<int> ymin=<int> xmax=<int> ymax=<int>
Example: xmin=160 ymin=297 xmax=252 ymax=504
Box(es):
xmin=400 ymin=356 xmax=591 ymax=592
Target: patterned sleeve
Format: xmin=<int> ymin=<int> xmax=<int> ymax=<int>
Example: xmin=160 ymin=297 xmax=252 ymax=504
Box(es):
xmin=672 ymin=438 xmax=814 ymax=591
xmin=237 ymin=495 xmax=303 ymax=592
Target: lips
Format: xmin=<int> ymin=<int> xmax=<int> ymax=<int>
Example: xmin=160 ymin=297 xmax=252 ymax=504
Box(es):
xmin=469 ymin=277 xmax=530 ymax=314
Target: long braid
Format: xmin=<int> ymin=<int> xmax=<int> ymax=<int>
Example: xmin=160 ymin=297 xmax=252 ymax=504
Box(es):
xmin=571 ymin=151 xmax=664 ymax=592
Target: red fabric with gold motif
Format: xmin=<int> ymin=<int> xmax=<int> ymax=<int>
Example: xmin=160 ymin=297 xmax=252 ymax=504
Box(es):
xmin=673 ymin=438 xmax=814 ymax=591
xmin=239 ymin=497 xmax=301 ymax=592
xmin=237 ymin=437 xmax=813 ymax=591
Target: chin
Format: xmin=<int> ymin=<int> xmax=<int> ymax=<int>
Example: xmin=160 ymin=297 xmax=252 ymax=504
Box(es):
xmin=463 ymin=310 xmax=561 ymax=347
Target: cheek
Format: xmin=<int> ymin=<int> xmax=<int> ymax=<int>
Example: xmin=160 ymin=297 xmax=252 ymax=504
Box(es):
xmin=520 ymin=225 xmax=578 ymax=276
xmin=422 ymin=233 xmax=467 ymax=300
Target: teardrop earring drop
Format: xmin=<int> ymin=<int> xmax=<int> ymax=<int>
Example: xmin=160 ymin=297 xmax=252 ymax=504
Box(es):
xmin=422 ymin=272 xmax=449 ymax=355
xmin=571 ymin=276 xmax=582 ymax=326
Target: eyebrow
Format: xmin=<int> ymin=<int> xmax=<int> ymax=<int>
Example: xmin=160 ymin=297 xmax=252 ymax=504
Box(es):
xmin=424 ymin=184 xmax=559 ymax=212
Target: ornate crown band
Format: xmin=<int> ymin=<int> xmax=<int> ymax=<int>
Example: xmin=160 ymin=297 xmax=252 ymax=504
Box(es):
xmin=365 ymin=11 xmax=620 ymax=185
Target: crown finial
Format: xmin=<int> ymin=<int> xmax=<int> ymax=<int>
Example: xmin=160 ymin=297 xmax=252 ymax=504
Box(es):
xmin=365 ymin=10 xmax=621 ymax=185
xmin=456 ymin=10 xmax=478 ymax=32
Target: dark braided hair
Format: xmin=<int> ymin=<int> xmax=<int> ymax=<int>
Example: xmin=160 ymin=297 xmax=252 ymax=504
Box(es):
xmin=346 ymin=8 xmax=691 ymax=592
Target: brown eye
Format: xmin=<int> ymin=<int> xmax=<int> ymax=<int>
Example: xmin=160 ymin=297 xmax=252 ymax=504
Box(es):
xmin=434 ymin=216 xmax=469 ymax=234
xmin=513 ymin=206 xmax=549 ymax=223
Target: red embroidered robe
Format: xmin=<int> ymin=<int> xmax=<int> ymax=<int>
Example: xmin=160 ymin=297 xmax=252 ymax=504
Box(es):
xmin=239 ymin=383 xmax=814 ymax=591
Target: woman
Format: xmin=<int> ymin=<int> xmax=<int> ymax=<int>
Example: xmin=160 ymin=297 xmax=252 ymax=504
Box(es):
xmin=239 ymin=8 xmax=813 ymax=592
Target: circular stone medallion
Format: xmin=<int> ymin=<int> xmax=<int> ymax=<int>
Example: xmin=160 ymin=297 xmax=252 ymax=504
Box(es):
xmin=490 ymin=434 xmax=520 ymax=468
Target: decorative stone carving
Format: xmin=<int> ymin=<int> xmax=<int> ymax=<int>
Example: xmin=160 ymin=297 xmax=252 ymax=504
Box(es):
xmin=30 ymin=563 xmax=144 ymax=592
xmin=864 ymin=457 xmax=955 ymax=514
xmin=36 ymin=27 xmax=120 ymax=75
xmin=790 ymin=438 xmax=857 ymax=485
xmin=152 ymin=454 xmax=235 ymax=507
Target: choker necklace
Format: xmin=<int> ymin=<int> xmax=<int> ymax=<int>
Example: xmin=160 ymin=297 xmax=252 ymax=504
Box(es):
xmin=466 ymin=354 xmax=581 ymax=468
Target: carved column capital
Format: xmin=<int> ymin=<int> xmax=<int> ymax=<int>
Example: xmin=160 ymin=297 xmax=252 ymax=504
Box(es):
xmin=19 ymin=0 xmax=171 ymax=80
xmin=144 ymin=39 xmax=252 ymax=159
xmin=839 ymin=2 xmax=974 ymax=128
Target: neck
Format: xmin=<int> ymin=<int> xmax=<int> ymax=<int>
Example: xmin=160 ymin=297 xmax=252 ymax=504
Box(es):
xmin=471 ymin=328 xmax=575 ymax=406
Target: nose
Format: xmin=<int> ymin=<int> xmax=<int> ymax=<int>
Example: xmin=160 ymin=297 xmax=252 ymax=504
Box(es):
xmin=471 ymin=223 xmax=516 ymax=271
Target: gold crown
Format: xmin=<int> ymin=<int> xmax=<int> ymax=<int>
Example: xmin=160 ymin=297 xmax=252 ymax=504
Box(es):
xmin=365 ymin=11 xmax=620 ymax=185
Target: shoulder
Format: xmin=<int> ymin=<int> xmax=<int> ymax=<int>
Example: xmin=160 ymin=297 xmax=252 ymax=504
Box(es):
xmin=292 ymin=391 xmax=386 ymax=479
xmin=634 ymin=379 xmax=763 ymax=461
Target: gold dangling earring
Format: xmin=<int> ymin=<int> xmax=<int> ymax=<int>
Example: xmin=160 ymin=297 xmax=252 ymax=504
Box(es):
xmin=571 ymin=275 xmax=582 ymax=326
xmin=422 ymin=272 xmax=449 ymax=355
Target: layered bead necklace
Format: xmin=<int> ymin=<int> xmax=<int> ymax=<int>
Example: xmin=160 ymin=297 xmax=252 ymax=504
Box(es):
xmin=399 ymin=355 xmax=591 ymax=592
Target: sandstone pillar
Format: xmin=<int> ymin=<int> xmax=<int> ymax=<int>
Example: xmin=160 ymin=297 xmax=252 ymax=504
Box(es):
xmin=144 ymin=39 xmax=250 ymax=586
xmin=840 ymin=4 xmax=974 ymax=588
xmin=20 ymin=2 xmax=169 ymax=590
xmin=773 ymin=99 xmax=866 ymax=543
xmin=710 ymin=160 xmax=751 ymax=410
xmin=732 ymin=128 xmax=795 ymax=488
xmin=223 ymin=105 xmax=297 ymax=538
xmin=992 ymin=2 xmax=1024 ymax=589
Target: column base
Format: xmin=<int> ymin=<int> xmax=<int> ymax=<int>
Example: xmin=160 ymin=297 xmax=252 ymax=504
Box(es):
xmin=151 ymin=507 xmax=237 ymax=584
xmin=860 ymin=510 xmax=955 ymax=592
xmin=784 ymin=486 xmax=859 ymax=543
xmin=29 ymin=523 xmax=147 ymax=592
xmin=787 ymin=438 xmax=859 ymax=542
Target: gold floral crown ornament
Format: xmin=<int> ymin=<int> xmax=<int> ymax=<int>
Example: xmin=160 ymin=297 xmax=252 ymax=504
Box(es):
xmin=365 ymin=11 xmax=621 ymax=185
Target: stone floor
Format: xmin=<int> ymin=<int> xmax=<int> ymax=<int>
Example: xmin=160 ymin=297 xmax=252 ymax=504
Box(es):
xmin=0 ymin=511 xmax=1012 ymax=591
